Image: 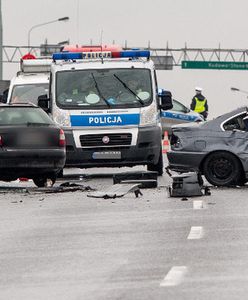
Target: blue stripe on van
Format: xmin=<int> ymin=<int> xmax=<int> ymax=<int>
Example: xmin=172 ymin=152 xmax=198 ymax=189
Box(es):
xmin=70 ymin=114 xmax=140 ymax=126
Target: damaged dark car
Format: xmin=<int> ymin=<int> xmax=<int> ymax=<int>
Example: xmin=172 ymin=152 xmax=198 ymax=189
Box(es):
xmin=167 ymin=106 xmax=248 ymax=186
xmin=0 ymin=103 xmax=66 ymax=187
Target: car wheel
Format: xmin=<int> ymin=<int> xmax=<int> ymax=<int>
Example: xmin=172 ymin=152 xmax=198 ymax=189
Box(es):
xmin=203 ymin=152 xmax=242 ymax=186
xmin=147 ymin=148 xmax=163 ymax=176
xmin=33 ymin=177 xmax=56 ymax=188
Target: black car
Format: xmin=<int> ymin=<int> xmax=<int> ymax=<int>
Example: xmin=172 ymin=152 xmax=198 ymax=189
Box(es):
xmin=167 ymin=106 xmax=248 ymax=186
xmin=0 ymin=103 xmax=66 ymax=187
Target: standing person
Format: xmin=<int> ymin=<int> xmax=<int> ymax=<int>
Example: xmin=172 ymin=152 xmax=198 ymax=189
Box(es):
xmin=190 ymin=87 xmax=208 ymax=120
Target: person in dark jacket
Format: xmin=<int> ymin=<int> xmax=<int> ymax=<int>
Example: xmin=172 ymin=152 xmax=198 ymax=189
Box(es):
xmin=190 ymin=87 xmax=208 ymax=120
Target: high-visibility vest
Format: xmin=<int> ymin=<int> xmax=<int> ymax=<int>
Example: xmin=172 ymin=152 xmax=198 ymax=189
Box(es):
xmin=194 ymin=97 xmax=206 ymax=113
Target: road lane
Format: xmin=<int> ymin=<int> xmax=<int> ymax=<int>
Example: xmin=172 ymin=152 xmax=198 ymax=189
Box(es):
xmin=0 ymin=170 xmax=248 ymax=299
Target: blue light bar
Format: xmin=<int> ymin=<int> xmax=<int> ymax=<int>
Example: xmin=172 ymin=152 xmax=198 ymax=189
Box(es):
xmin=120 ymin=50 xmax=150 ymax=58
xmin=52 ymin=50 xmax=150 ymax=61
xmin=112 ymin=50 xmax=150 ymax=58
xmin=53 ymin=52 xmax=83 ymax=60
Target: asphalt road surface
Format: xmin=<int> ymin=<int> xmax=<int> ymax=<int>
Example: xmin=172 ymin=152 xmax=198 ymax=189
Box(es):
xmin=0 ymin=165 xmax=248 ymax=300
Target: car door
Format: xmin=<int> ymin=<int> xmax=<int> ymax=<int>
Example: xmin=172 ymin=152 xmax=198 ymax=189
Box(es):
xmin=161 ymin=99 xmax=199 ymax=134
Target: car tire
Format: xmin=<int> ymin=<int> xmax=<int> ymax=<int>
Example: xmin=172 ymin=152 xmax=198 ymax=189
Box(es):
xmin=203 ymin=152 xmax=242 ymax=186
xmin=33 ymin=177 xmax=56 ymax=188
xmin=147 ymin=148 xmax=163 ymax=176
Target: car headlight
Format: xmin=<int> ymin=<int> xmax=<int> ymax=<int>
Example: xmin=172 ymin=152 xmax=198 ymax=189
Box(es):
xmin=140 ymin=103 xmax=159 ymax=126
xmin=53 ymin=108 xmax=71 ymax=127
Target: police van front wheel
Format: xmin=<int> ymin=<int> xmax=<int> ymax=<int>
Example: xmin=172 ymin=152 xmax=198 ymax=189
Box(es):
xmin=147 ymin=149 xmax=163 ymax=176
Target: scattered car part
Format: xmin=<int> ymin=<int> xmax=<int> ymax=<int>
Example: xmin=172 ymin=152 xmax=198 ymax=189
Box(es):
xmin=167 ymin=171 xmax=211 ymax=197
xmin=113 ymin=171 xmax=158 ymax=188
xmin=87 ymin=183 xmax=143 ymax=199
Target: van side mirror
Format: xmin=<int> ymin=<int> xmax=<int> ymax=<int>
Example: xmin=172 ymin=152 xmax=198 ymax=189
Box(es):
xmin=38 ymin=94 xmax=50 ymax=113
xmin=158 ymin=89 xmax=173 ymax=110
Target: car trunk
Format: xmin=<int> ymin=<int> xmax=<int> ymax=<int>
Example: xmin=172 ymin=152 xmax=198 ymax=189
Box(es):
xmin=0 ymin=126 xmax=61 ymax=149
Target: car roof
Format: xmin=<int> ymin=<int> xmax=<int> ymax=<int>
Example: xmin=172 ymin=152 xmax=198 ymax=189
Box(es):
xmin=205 ymin=106 xmax=248 ymax=127
xmin=172 ymin=106 xmax=248 ymax=132
xmin=12 ymin=73 xmax=49 ymax=85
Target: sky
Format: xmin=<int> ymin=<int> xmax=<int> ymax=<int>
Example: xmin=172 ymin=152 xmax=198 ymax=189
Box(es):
xmin=2 ymin=0 xmax=248 ymax=118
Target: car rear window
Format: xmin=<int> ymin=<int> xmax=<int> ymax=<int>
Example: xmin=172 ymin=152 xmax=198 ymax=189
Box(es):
xmin=223 ymin=113 xmax=247 ymax=131
xmin=0 ymin=107 xmax=54 ymax=126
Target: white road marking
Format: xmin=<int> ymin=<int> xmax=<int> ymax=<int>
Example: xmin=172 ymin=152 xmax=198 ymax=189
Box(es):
xmin=193 ymin=200 xmax=204 ymax=209
xmin=160 ymin=266 xmax=188 ymax=287
xmin=187 ymin=226 xmax=204 ymax=239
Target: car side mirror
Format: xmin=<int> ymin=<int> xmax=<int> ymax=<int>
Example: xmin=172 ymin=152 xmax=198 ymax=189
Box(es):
xmin=158 ymin=89 xmax=173 ymax=110
xmin=38 ymin=94 xmax=50 ymax=113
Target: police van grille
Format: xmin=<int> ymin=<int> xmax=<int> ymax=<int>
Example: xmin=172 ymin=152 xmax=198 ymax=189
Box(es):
xmin=80 ymin=133 xmax=132 ymax=147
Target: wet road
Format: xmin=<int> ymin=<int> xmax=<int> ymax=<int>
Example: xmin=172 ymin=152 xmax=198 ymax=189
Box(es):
xmin=0 ymin=166 xmax=248 ymax=300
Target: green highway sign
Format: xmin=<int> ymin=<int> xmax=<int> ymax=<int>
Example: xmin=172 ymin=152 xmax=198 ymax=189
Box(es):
xmin=181 ymin=60 xmax=248 ymax=70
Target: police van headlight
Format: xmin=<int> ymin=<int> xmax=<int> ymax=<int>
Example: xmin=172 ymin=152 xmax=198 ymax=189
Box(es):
xmin=53 ymin=109 xmax=71 ymax=127
xmin=140 ymin=103 xmax=158 ymax=126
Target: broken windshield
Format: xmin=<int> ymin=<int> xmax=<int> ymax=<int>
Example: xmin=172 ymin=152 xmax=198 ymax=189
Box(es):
xmin=56 ymin=68 xmax=152 ymax=109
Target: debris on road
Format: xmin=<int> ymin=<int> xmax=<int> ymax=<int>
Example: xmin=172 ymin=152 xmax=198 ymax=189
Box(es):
xmin=87 ymin=183 xmax=143 ymax=199
xmin=0 ymin=182 xmax=95 ymax=194
xmin=28 ymin=182 xmax=95 ymax=194
xmin=166 ymin=171 xmax=211 ymax=197
xmin=113 ymin=171 xmax=158 ymax=188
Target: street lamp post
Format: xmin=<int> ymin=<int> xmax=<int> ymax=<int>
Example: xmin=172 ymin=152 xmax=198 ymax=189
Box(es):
xmin=28 ymin=17 xmax=69 ymax=49
xmin=231 ymin=87 xmax=248 ymax=95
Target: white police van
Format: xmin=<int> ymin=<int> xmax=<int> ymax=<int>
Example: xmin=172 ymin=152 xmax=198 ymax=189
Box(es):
xmin=7 ymin=57 xmax=51 ymax=105
xmin=39 ymin=48 xmax=172 ymax=175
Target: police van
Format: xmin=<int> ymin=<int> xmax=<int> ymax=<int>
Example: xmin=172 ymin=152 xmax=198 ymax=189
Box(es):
xmin=7 ymin=57 xmax=52 ymax=105
xmin=39 ymin=48 xmax=172 ymax=175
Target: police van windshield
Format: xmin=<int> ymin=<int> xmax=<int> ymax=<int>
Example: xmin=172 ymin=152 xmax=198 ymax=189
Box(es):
xmin=10 ymin=84 xmax=49 ymax=105
xmin=56 ymin=69 xmax=152 ymax=109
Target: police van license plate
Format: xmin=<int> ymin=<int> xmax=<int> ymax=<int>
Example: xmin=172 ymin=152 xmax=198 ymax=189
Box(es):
xmin=92 ymin=151 xmax=121 ymax=159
